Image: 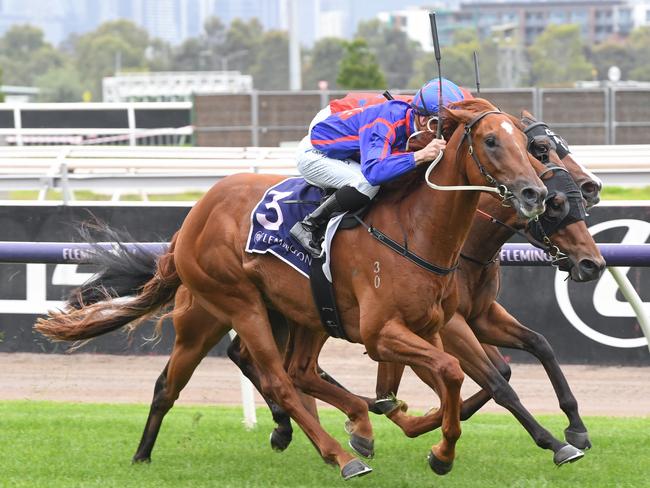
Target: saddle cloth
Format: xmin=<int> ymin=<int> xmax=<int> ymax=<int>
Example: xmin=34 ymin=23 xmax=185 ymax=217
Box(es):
xmin=245 ymin=177 xmax=345 ymax=281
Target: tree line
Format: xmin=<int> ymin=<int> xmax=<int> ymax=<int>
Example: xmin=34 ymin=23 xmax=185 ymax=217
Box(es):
xmin=0 ymin=17 xmax=649 ymax=102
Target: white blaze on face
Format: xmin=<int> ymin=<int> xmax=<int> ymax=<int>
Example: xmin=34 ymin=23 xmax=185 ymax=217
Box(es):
xmin=500 ymin=121 xmax=514 ymax=135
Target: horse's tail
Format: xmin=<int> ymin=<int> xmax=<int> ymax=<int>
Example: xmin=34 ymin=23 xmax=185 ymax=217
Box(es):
xmin=35 ymin=225 xmax=181 ymax=342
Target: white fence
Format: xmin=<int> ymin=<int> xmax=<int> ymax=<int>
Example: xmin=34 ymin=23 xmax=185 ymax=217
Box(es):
xmin=0 ymin=144 xmax=649 ymax=203
xmin=0 ymin=102 xmax=192 ymax=147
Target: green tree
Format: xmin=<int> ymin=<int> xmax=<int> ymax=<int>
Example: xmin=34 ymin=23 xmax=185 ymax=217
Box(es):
xmin=337 ymin=39 xmax=385 ymax=90
xmin=302 ymin=37 xmax=346 ymax=90
xmin=35 ymin=66 xmax=84 ymax=102
xmin=71 ymin=20 xmax=151 ymax=100
xmin=355 ymin=19 xmax=420 ymax=89
xmin=588 ymin=41 xmax=634 ymax=80
xmin=171 ymin=17 xmax=262 ymax=73
xmin=628 ymin=26 xmax=650 ymax=80
xmin=172 ymin=37 xmax=206 ymax=70
xmin=528 ymin=24 xmax=594 ymax=87
xmin=0 ymin=24 xmax=66 ymax=86
xmin=250 ymin=31 xmax=289 ymax=90
xmin=222 ymin=18 xmax=263 ymax=73
xmin=409 ymin=29 xmax=498 ymax=89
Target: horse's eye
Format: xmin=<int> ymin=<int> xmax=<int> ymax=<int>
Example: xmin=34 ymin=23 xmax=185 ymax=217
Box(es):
xmin=485 ymin=136 xmax=497 ymax=148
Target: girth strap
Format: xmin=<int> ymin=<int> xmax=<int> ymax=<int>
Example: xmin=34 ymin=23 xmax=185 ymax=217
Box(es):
xmin=354 ymin=216 xmax=458 ymax=276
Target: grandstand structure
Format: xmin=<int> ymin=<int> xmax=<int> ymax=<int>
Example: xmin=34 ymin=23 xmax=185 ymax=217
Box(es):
xmin=102 ymin=71 xmax=253 ymax=102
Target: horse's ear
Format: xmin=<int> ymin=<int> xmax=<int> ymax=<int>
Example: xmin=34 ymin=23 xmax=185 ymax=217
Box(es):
xmin=520 ymin=109 xmax=536 ymax=126
xmin=441 ymin=106 xmax=475 ymax=125
xmin=521 ymin=109 xmax=535 ymax=120
xmin=440 ymin=106 xmax=465 ymax=138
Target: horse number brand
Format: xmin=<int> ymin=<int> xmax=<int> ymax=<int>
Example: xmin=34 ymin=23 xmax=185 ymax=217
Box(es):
xmin=373 ymin=261 xmax=381 ymax=289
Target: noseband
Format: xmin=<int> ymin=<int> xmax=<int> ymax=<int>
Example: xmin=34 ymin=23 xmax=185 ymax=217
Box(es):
xmin=425 ymin=110 xmax=513 ymax=202
xmin=526 ymin=165 xmax=586 ymax=266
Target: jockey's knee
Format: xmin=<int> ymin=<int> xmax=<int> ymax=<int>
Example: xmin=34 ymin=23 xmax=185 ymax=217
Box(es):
xmin=351 ymin=180 xmax=379 ymax=199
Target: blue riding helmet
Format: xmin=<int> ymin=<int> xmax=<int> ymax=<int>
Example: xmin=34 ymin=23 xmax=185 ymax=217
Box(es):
xmin=412 ymin=78 xmax=466 ymax=116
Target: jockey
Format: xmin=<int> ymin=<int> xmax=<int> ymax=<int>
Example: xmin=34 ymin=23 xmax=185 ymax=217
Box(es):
xmin=290 ymin=77 xmax=469 ymax=256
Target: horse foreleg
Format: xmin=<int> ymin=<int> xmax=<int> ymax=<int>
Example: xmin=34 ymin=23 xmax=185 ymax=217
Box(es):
xmin=372 ymin=361 xmax=446 ymax=437
xmin=448 ymin=312 xmax=584 ymax=465
xmin=456 ymin=343 xmax=511 ymax=420
xmin=474 ymin=302 xmax=591 ymax=450
xmin=363 ymin=320 xmax=463 ymax=475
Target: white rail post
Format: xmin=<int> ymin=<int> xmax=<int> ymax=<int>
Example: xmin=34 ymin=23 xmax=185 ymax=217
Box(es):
xmin=13 ymin=106 xmax=23 ymax=146
xmin=607 ymin=266 xmax=650 ymax=353
xmin=228 ymin=330 xmax=257 ymax=428
xmin=127 ymin=104 xmax=137 ymax=146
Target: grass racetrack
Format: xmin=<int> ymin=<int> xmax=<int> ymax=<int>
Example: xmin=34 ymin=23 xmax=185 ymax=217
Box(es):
xmin=1 ymin=402 xmax=648 ymax=487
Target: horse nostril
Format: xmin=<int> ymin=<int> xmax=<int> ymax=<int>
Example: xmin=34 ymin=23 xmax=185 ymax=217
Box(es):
xmin=581 ymin=182 xmax=598 ymax=196
xmin=521 ymin=186 xmax=546 ymax=205
xmin=578 ymin=258 xmax=604 ymax=279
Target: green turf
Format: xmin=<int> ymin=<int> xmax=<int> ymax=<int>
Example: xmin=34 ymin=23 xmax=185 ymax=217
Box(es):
xmin=8 ymin=186 xmax=650 ymax=202
xmin=0 ymin=402 xmax=648 ymax=487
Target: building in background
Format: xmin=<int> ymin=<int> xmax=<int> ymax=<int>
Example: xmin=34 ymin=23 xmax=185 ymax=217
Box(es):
xmin=378 ymin=0 xmax=650 ymax=51
xmin=102 ymin=71 xmax=253 ymax=102
xmin=0 ymin=85 xmax=40 ymax=102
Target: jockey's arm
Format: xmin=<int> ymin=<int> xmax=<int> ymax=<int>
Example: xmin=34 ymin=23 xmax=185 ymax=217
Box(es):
xmin=358 ymin=120 xmax=417 ymax=186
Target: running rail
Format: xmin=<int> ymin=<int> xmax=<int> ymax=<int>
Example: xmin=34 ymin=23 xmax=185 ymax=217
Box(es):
xmin=1 ymin=242 xmax=647 ymax=350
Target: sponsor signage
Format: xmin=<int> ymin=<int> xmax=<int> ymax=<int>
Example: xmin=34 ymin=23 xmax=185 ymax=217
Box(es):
xmin=0 ymin=204 xmax=648 ymax=364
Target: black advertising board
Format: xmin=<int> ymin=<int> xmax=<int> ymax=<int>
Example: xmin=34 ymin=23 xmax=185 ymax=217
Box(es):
xmin=0 ymin=203 xmax=648 ymax=364
xmin=0 ymin=204 xmax=228 ymax=356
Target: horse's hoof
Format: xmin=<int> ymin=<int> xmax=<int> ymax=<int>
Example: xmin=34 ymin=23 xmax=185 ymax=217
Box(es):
xmin=427 ymin=451 xmax=453 ymax=475
xmin=131 ymin=456 xmax=151 ymax=464
xmin=341 ymin=459 xmax=373 ymax=480
xmin=269 ymin=429 xmax=292 ymax=452
xmin=564 ymin=428 xmax=592 ymax=450
xmin=349 ymin=434 xmax=375 ymax=459
xmin=554 ymin=444 xmax=585 ymax=466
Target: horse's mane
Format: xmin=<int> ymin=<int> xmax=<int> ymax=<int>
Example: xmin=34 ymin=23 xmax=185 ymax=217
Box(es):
xmin=378 ymin=97 xmax=499 ymax=204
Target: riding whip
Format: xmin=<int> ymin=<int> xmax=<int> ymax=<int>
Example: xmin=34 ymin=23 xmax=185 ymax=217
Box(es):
xmin=473 ymin=51 xmax=481 ymax=95
xmin=429 ymin=12 xmax=444 ymax=140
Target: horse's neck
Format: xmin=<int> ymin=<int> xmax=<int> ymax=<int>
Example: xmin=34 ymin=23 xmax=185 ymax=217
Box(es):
xmin=462 ymin=194 xmax=520 ymax=262
xmin=392 ymin=147 xmax=481 ymax=270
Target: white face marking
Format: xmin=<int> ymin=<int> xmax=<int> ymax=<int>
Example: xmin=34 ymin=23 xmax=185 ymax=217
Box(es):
xmin=500 ymin=121 xmax=514 ymax=135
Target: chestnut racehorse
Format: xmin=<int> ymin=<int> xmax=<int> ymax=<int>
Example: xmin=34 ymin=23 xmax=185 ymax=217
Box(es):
xmin=227 ymin=124 xmax=603 ymax=467
xmin=36 ymin=98 xmax=548 ymax=479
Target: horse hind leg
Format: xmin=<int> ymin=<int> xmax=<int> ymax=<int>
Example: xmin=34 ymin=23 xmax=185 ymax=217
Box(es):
xmin=133 ymin=291 xmax=228 ymax=463
xmin=227 ymin=334 xmax=295 ymax=452
xmin=214 ymin=295 xmax=370 ymax=480
xmin=285 ymin=326 xmax=375 ymax=459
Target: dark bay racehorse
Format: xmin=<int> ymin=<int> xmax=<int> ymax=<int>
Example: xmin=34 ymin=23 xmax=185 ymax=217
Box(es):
xmin=36 ymin=98 xmax=548 ymax=479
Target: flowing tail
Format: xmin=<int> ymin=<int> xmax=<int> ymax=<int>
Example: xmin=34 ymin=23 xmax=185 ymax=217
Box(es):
xmin=35 ymin=225 xmax=181 ymax=342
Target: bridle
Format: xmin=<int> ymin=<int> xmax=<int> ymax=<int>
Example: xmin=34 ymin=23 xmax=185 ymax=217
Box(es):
xmin=424 ymin=110 xmax=513 ymax=203
xmin=461 ymin=163 xmax=586 ymax=269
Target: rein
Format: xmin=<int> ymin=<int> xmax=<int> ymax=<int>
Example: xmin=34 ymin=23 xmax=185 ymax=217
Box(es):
xmin=353 ymin=215 xmax=458 ymax=276
xmin=424 ymin=110 xmax=511 ymax=201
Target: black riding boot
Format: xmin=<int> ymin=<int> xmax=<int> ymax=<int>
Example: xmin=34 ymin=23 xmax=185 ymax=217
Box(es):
xmin=290 ymin=185 xmax=370 ymax=256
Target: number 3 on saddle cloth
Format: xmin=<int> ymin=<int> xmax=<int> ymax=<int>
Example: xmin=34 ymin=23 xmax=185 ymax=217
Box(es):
xmin=245 ymin=177 xmax=355 ymax=340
